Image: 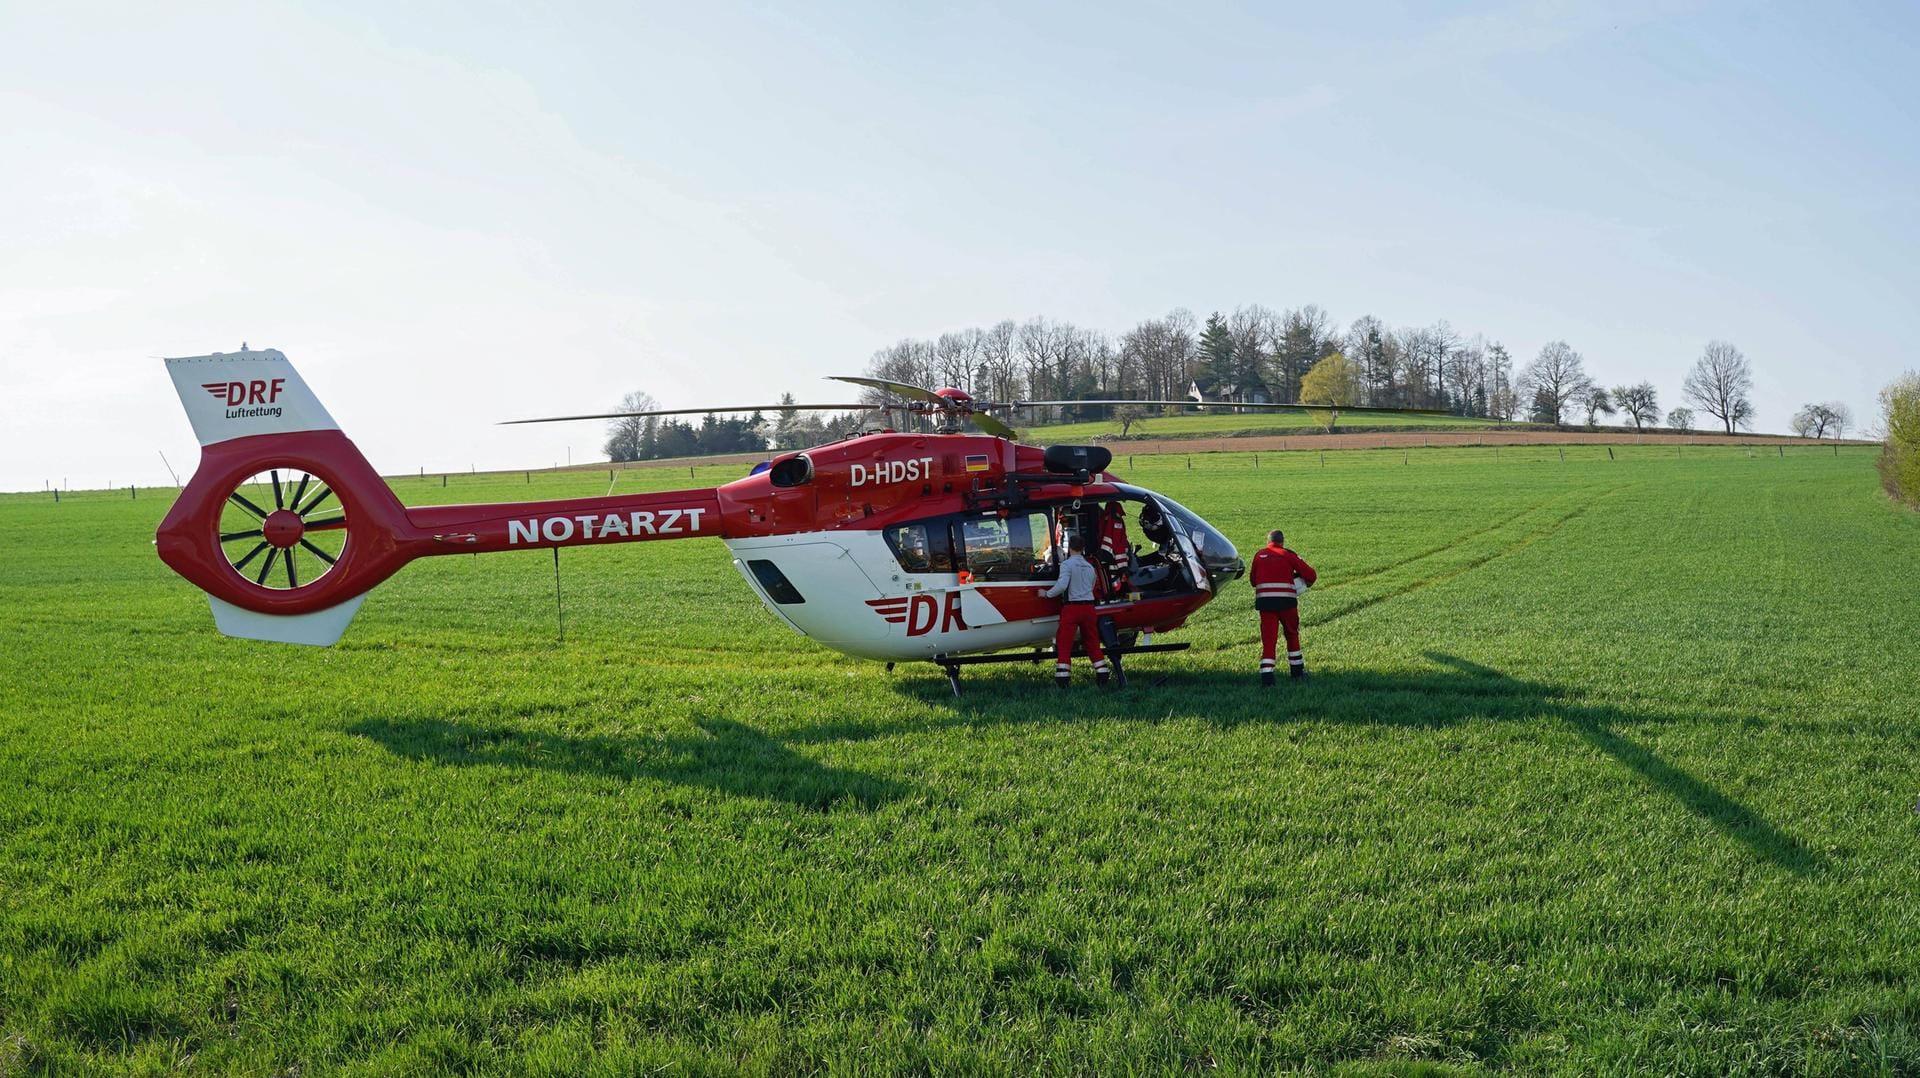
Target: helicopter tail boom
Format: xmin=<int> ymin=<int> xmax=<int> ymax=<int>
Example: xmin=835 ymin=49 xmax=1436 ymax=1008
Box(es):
xmin=157 ymin=348 xmax=722 ymax=645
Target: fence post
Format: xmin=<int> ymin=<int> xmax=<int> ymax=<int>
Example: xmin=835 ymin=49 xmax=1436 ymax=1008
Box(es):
xmin=442 ymin=474 xmax=447 ymax=487
xmin=1559 ymin=447 xmax=1565 ymax=463
xmin=1607 ymin=446 xmax=1614 ymax=461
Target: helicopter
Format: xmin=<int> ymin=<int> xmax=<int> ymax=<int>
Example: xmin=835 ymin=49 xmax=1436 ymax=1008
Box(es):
xmin=156 ymin=347 xmax=1426 ymax=693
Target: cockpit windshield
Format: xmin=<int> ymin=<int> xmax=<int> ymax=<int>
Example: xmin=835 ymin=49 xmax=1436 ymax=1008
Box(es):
xmin=1111 ymin=484 xmax=1243 ymax=585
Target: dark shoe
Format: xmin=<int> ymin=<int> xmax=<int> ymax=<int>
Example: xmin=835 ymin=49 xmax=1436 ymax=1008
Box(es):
xmin=1096 ymin=672 xmax=1111 ymax=688
xmin=1055 ymin=676 xmax=1070 ymax=690
xmin=1260 ymin=672 xmax=1276 ymax=688
xmin=1290 ymin=665 xmax=1308 ymax=680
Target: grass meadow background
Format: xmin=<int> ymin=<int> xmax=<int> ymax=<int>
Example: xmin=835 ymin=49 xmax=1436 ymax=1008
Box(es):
xmin=2 ymin=444 xmax=1916 ymax=1075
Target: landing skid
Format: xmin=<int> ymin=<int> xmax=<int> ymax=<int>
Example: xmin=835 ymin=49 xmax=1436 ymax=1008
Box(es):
xmin=931 ymin=641 xmax=1191 ymax=697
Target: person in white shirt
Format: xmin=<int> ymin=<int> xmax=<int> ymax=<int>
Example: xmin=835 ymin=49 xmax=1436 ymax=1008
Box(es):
xmin=1043 ymin=533 xmax=1111 ymax=689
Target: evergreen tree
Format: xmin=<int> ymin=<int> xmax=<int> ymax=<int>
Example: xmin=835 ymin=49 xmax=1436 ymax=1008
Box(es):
xmin=1196 ymin=312 xmax=1236 ymax=395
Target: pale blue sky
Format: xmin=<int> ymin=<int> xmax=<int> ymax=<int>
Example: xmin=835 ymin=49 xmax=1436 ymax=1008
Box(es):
xmin=3 ymin=1 xmax=1916 ymax=489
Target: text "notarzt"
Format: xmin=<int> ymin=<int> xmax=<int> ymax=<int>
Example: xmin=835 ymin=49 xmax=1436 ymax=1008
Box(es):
xmin=507 ymin=508 xmax=707 ymax=545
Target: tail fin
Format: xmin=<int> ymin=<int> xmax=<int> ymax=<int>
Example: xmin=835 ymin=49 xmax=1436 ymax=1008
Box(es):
xmin=158 ymin=347 xmax=398 ymax=646
xmin=165 ymin=347 xmax=340 ymax=446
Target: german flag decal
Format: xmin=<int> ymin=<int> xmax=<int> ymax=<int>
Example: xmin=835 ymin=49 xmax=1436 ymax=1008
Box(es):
xmin=965 ymin=454 xmax=991 ymax=472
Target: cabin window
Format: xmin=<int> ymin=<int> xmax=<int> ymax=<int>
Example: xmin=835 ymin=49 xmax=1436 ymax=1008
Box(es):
xmin=958 ymin=510 xmax=1054 ymax=581
xmin=882 ymin=522 xmax=956 ymax=574
xmin=745 ymin=559 xmax=806 ymax=604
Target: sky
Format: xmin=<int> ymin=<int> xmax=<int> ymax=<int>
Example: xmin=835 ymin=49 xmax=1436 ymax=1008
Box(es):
xmin=3 ymin=0 xmax=1917 ymax=490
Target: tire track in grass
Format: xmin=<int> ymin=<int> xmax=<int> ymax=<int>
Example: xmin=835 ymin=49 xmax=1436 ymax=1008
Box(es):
xmin=1319 ymin=494 xmax=1575 ymax=591
xmin=1311 ymin=485 xmax=1632 ymax=627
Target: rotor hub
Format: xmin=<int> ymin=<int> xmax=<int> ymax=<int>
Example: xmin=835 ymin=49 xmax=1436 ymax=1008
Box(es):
xmin=262 ymin=509 xmax=304 ymax=548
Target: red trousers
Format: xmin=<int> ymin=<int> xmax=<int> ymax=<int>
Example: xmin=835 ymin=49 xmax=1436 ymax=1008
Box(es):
xmin=1260 ymin=607 xmax=1303 ymax=669
xmin=1054 ymin=603 xmax=1107 ymax=674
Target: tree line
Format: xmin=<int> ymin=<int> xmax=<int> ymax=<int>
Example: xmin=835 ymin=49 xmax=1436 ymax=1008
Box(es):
xmin=858 ymin=307 xmax=1800 ymax=435
xmin=605 ymin=304 xmax=1857 ymax=461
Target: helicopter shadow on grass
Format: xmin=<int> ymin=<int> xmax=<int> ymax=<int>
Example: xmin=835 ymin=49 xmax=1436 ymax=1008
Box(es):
xmin=347 ymin=712 xmax=905 ymax=812
xmin=796 ymin=651 xmax=1827 ymax=875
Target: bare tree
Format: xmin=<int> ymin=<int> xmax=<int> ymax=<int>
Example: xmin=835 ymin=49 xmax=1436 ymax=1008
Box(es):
xmin=1517 ymin=341 xmax=1592 ymax=426
xmin=1791 ymin=401 xmax=1853 ymax=439
xmin=603 ymin=390 xmax=658 ymax=462
xmin=932 ymin=330 xmax=977 ymax=392
xmin=1829 ymin=401 xmax=1854 ymax=441
xmin=1447 ymin=335 xmax=1490 ymax=417
xmin=1683 ymin=340 xmax=1755 ymax=433
xmin=1612 ymin=382 xmax=1660 ymax=431
xmin=1667 ymin=407 xmax=1694 ymax=432
xmin=1580 ymin=385 xmax=1615 ymax=428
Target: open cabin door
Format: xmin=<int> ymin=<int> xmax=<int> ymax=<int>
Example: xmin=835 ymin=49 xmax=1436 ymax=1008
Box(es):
xmin=1160 ymin=502 xmax=1212 ymax=594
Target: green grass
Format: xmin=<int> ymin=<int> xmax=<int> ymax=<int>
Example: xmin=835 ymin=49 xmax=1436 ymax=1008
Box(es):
xmin=1022 ymin=409 xmax=1520 ymax=442
xmin=2 ymin=443 xmax=1916 ymax=1076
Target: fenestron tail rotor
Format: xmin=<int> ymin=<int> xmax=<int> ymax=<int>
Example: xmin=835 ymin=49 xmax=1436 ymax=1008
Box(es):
xmin=217 ymin=469 xmax=349 ymax=591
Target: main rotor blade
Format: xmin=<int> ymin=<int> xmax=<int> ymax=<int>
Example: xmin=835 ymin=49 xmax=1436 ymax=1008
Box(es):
xmin=968 ymin=411 xmax=1017 ymax=439
xmin=500 ymin=403 xmax=875 ymax=425
xmin=1010 ymin=399 xmax=1452 ymax=416
xmin=825 ymin=376 xmax=946 ymax=404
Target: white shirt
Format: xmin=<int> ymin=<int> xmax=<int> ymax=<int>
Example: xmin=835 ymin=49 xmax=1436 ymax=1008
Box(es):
xmin=1044 ymin=553 xmax=1098 ymax=602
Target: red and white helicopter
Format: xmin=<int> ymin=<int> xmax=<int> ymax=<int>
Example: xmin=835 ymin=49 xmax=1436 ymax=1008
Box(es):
xmin=157 ymin=347 xmax=1416 ymax=692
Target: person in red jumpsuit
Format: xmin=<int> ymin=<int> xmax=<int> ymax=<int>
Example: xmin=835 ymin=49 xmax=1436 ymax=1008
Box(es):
xmin=1096 ymin=501 xmax=1131 ymax=595
xmin=1044 ymin=533 xmax=1109 ymax=688
xmin=1250 ymin=528 xmax=1317 ymax=685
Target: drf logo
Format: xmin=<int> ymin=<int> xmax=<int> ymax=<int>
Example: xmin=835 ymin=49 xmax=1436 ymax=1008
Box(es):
xmin=203 ymin=379 xmax=286 ymax=406
xmin=867 ymin=591 xmax=969 ymax=636
xmin=849 ymin=456 xmax=934 ymax=488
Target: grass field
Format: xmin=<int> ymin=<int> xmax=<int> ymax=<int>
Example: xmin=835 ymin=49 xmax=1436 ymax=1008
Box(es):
xmin=1021 ymin=409 xmax=1519 ymax=442
xmin=3 ymin=443 xmax=1917 ymax=1075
